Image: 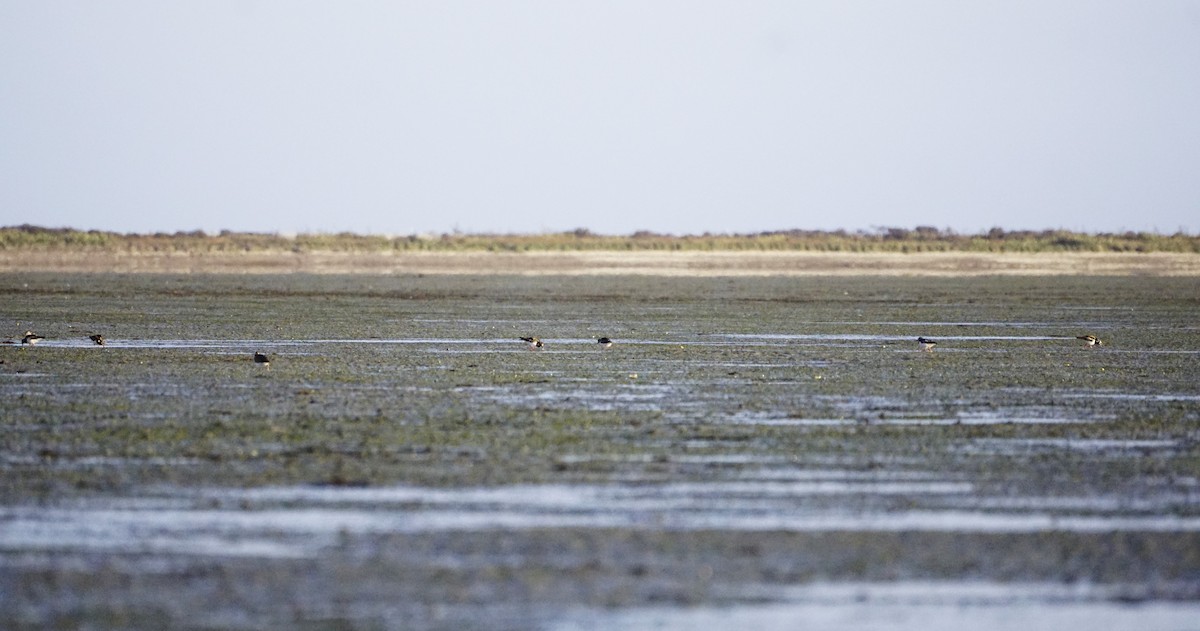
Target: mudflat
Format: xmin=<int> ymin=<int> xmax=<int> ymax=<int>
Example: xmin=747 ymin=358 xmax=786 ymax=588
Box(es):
xmin=2 ymin=272 xmax=1198 ymax=630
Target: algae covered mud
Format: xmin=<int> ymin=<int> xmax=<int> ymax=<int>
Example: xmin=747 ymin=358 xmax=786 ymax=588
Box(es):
xmin=2 ymin=273 xmax=1199 ymax=630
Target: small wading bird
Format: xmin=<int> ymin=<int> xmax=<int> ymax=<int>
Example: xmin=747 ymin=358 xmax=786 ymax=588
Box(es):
xmin=1076 ymin=334 xmax=1103 ymax=347
xmin=597 ymin=337 xmax=613 ymax=349
xmin=22 ymin=331 xmax=44 ymax=346
xmin=89 ymin=334 xmax=105 ymax=346
xmin=917 ymin=336 xmax=937 ymax=352
xmin=520 ymin=336 xmax=543 ymax=350
xmin=253 ymin=352 xmax=271 ymax=370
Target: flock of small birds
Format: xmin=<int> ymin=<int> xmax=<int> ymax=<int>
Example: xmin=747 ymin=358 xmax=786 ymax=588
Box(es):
xmin=11 ymin=330 xmax=101 ymax=346
xmin=518 ymin=336 xmax=617 ymax=351
xmin=4 ymin=330 xmax=1106 ymax=368
xmin=4 ymin=331 xmax=626 ymax=369
xmin=911 ymin=334 xmax=1102 ymax=352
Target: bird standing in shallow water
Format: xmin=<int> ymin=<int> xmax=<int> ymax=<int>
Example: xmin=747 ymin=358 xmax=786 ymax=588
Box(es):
xmin=597 ymin=337 xmax=613 ymax=349
xmin=520 ymin=337 xmax=543 ymax=350
xmin=89 ymin=334 xmax=105 ymax=346
xmin=253 ymin=352 xmax=271 ymax=370
xmin=21 ymin=331 xmax=44 ymax=345
xmin=1076 ymin=334 xmax=1102 ymax=347
xmin=917 ymin=337 xmax=937 ymax=352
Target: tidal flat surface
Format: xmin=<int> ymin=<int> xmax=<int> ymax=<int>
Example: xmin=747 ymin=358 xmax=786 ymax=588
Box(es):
xmin=1 ymin=273 xmax=1199 ymax=630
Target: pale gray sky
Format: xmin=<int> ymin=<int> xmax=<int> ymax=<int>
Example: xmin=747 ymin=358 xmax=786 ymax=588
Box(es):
xmin=2 ymin=1 xmax=1198 ymax=235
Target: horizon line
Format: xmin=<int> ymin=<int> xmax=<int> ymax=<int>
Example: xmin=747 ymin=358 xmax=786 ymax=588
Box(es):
xmin=4 ymin=224 xmax=1197 ymax=239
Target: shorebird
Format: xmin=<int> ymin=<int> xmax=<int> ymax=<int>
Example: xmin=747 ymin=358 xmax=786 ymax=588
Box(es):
xmin=253 ymin=352 xmax=271 ymax=370
xmin=89 ymin=334 xmax=106 ymax=346
xmin=1076 ymin=334 xmax=1102 ymax=347
xmin=21 ymin=331 xmax=44 ymax=346
xmin=917 ymin=336 xmax=937 ymax=352
xmin=520 ymin=337 xmax=544 ymax=350
xmin=597 ymin=337 xmax=613 ymax=349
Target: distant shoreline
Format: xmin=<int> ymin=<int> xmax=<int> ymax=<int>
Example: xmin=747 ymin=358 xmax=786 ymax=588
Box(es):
xmin=3 ymin=249 xmax=1198 ymax=276
xmin=4 ymin=225 xmax=1199 ymax=254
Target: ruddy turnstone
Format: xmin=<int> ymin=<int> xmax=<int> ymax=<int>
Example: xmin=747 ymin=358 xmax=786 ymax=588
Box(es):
xmin=21 ymin=331 xmax=44 ymax=345
xmin=597 ymin=337 xmax=613 ymax=349
xmin=89 ymin=334 xmax=106 ymax=346
xmin=917 ymin=336 xmax=937 ymax=351
xmin=1076 ymin=334 xmax=1102 ymax=347
xmin=253 ymin=352 xmax=271 ymax=369
xmin=520 ymin=336 xmax=544 ymax=350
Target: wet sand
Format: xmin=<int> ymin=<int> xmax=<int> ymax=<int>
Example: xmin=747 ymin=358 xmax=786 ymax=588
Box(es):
xmin=2 ymin=249 xmax=1199 ymax=276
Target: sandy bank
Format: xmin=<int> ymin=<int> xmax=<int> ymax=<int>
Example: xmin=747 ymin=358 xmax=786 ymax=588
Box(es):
xmin=2 ymin=249 xmax=1198 ymax=276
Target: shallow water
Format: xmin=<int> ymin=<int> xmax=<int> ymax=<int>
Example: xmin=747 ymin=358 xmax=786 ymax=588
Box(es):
xmin=7 ymin=481 xmax=1200 ymax=561
xmin=550 ymin=582 xmax=1200 ymax=631
xmin=2 ymin=273 xmax=1198 ymax=630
